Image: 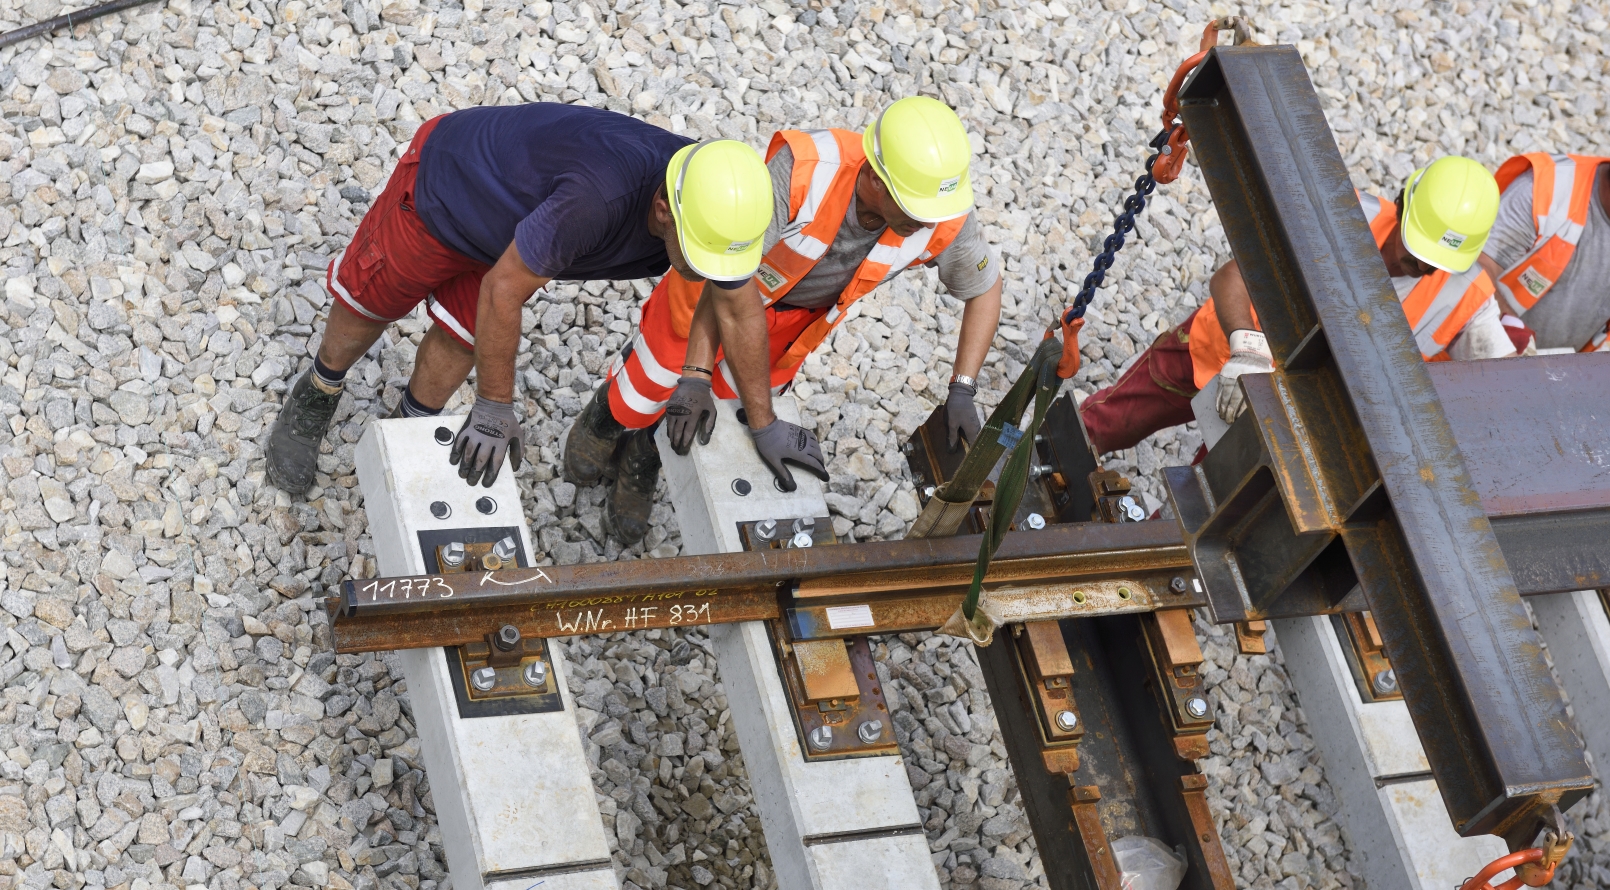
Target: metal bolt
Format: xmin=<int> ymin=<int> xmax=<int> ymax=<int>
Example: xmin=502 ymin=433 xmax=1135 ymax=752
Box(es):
xmin=1170 ymin=576 xmax=1189 ymax=594
xmin=902 ymin=441 xmax=915 ymax=454
xmin=433 ymin=426 xmax=454 ymax=445
xmin=1029 ymin=463 xmax=1054 ymax=479
xmin=923 ymin=485 xmax=936 ymax=498
xmin=808 ymin=725 xmax=833 ymax=750
xmin=792 ymin=517 xmax=816 ymax=535
xmin=429 ymin=501 xmax=451 ymax=520
xmin=754 ymin=519 xmax=778 ymax=541
xmin=471 ymin=667 xmax=497 ymax=692
xmin=441 ymin=542 xmax=466 ymax=568
xmin=857 ymin=720 xmax=884 ymax=744
xmin=475 ymin=496 xmax=497 ymax=515
xmin=1373 ymin=669 xmax=1398 ymax=696
xmin=493 ymin=535 xmax=519 ymax=564
xmin=732 ymin=478 xmax=752 ymax=496
xmin=1054 ymin=710 xmax=1078 ymax=732
xmin=494 ymin=624 xmax=521 ymax=651
xmin=481 ymin=552 xmax=503 ymax=571
xmin=1186 ymin=697 xmax=1210 ymax=719
xmin=789 ymin=532 xmax=814 ymax=549
xmin=522 ymin=660 xmax=548 ymax=688
xmin=1024 ymin=512 xmax=1046 ymax=530
xmin=1118 ymin=496 xmax=1146 ymax=522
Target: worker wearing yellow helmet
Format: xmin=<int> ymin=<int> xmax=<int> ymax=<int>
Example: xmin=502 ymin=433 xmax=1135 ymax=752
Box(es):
xmin=265 ymin=104 xmax=775 ymax=504
xmin=1477 ymin=150 xmax=1610 ymax=354
xmin=1080 ymin=155 xmax=1513 ymax=456
xmin=566 ymin=96 xmax=1005 ymax=544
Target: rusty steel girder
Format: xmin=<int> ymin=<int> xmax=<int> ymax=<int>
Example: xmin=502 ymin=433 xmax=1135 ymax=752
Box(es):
xmin=326 ymin=520 xmax=1200 ymax=653
xmin=1162 ymin=45 xmax=1594 ymax=843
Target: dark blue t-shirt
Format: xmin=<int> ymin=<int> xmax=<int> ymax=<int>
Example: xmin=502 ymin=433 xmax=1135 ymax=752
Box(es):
xmin=413 ymin=104 xmax=690 ymax=282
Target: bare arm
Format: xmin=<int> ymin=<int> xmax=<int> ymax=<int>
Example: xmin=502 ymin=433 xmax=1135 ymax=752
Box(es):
xmin=1476 ymin=253 xmax=1502 ymax=287
xmin=683 ymin=284 xmax=721 ymax=379
xmin=473 ymin=242 xmax=551 ymax=402
xmin=953 ymin=277 xmax=1002 ymax=377
xmin=1210 ymin=259 xmax=1258 ymax=337
xmin=706 ymin=279 xmax=775 ymax=429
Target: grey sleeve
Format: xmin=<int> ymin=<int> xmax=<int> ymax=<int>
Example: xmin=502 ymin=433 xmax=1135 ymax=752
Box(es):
xmin=1484 ymin=170 xmax=1539 ymax=271
xmin=761 ymin=145 xmax=794 ymax=255
xmin=932 ymin=212 xmax=1002 ymax=300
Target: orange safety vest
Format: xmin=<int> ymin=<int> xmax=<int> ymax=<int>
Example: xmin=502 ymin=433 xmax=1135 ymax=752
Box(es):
xmin=1186 ymin=191 xmax=1495 ymax=387
xmin=663 ymin=128 xmax=967 ymax=370
xmin=1493 ymin=152 xmax=1610 ymax=352
xmin=1493 ymin=153 xmax=1610 ymax=309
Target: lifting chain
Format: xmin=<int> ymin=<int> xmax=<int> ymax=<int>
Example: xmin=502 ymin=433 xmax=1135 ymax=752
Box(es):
xmin=1053 ymin=16 xmax=1258 ymax=378
xmin=926 ymin=19 xmax=1261 ymax=645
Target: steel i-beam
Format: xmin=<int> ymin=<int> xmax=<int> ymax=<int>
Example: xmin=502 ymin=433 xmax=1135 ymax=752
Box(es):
xmin=1163 ymin=45 xmax=1594 ymax=843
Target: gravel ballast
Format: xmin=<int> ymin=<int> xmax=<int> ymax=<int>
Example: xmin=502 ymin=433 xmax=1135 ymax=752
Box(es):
xmin=0 ymin=0 xmax=1608 ymax=889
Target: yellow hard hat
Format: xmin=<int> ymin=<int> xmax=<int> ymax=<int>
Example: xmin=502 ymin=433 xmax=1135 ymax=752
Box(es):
xmin=1400 ymin=156 xmax=1500 ymax=274
xmin=665 ymin=140 xmax=773 ymax=282
xmin=862 ymin=96 xmax=974 ymax=223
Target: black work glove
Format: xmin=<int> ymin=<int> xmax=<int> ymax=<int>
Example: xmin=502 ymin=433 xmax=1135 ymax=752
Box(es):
xmin=664 ymin=376 xmax=717 ymax=456
xmin=944 ymin=381 xmax=981 ymax=451
xmin=449 ymin=395 xmax=524 ymax=488
xmin=749 ymin=418 xmax=829 ymax=493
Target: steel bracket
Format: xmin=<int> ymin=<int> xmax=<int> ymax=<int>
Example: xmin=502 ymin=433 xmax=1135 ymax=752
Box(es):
xmin=1169 ymin=44 xmax=1592 ymax=839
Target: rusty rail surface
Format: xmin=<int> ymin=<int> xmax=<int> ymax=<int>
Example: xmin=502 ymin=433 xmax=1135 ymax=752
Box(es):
xmin=327 ymin=520 xmax=1197 ymax=652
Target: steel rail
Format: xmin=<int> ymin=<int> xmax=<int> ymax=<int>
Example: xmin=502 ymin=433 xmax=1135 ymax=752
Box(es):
xmin=327 ymin=519 xmax=1196 ymax=652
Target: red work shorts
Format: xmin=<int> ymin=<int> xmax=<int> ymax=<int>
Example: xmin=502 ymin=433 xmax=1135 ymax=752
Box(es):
xmin=325 ymin=115 xmax=489 ymax=349
xmin=1079 ymin=308 xmax=1202 ymax=455
xmin=606 ymin=278 xmax=827 ymax=429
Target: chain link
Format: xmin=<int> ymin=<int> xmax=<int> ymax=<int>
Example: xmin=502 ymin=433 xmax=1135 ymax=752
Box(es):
xmin=1063 ymin=124 xmax=1178 ymax=325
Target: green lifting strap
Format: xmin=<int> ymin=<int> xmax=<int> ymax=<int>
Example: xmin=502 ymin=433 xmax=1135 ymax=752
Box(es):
xmin=914 ymin=336 xmax=1065 ymax=645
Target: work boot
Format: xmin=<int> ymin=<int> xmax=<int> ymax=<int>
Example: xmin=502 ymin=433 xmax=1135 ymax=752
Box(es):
xmin=266 ymin=369 xmax=343 ymax=496
xmin=564 ymin=382 xmax=627 ymax=486
xmin=603 ymin=427 xmax=660 ymax=546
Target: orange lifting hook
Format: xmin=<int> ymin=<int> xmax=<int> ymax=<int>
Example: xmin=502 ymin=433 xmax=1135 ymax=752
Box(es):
xmin=1153 ymin=16 xmax=1257 ymax=185
xmin=1460 ymin=822 xmax=1574 ymax=890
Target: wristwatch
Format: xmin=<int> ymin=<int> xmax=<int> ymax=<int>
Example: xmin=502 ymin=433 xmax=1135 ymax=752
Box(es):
xmin=949 ymin=373 xmax=976 ymax=388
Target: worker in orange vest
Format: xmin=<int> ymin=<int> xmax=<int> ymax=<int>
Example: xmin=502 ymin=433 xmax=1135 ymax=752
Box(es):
xmin=563 ymin=97 xmax=1004 ymax=544
xmin=1476 ymin=152 xmax=1610 ymax=354
xmin=1080 ymin=156 xmax=1514 ymax=456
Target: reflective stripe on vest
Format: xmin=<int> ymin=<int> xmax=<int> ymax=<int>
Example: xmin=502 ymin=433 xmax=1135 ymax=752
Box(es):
xmin=761 ymin=128 xmax=967 ymax=369
xmin=1493 ymin=152 xmax=1610 ymax=311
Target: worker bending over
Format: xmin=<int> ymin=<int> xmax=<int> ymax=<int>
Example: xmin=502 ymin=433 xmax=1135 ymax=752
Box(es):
xmin=265 ymin=104 xmax=784 ymax=495
xmin=1081 ymin=156 xmax=1512 ymax=455
xmin=1478 ymin=152 xmax=1610 ymax=353
xmin=565 ymin=97 xmax=1004 ymax=544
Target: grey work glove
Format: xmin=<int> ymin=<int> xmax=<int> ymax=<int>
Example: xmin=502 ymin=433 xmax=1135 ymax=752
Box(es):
xmin=944 ymin=381 xmax=982 ymax=451
xmin=1213 ymin=330 xmax=1274 ymax=424
xmin=749 ymin=418 xmax=829 ymax=493
xmin=450 ymin=395 xmax=524 ymax=488
xmin=664 ymin=376 xmax=717 ymax=456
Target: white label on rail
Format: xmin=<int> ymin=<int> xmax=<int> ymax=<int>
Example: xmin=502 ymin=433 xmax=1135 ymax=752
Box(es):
xmin=825 ymin=604 xmax=875 ymax=630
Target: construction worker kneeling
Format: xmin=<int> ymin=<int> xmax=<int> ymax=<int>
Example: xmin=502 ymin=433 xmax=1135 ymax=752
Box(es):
xmin=565 ymin=97 xmax=1005 ymax=545
xmin=1080 ymin=156 xmax=1513 ymax=456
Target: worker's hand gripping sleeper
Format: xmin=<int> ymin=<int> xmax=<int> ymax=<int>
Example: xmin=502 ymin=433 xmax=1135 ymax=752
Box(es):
xmin=664 ymin=376 xmax=718 ymax=455
xmin=749 ymin=418 xmax=829 ymax=493
xmin=450 ymin=395 xmax=525 ymax=487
